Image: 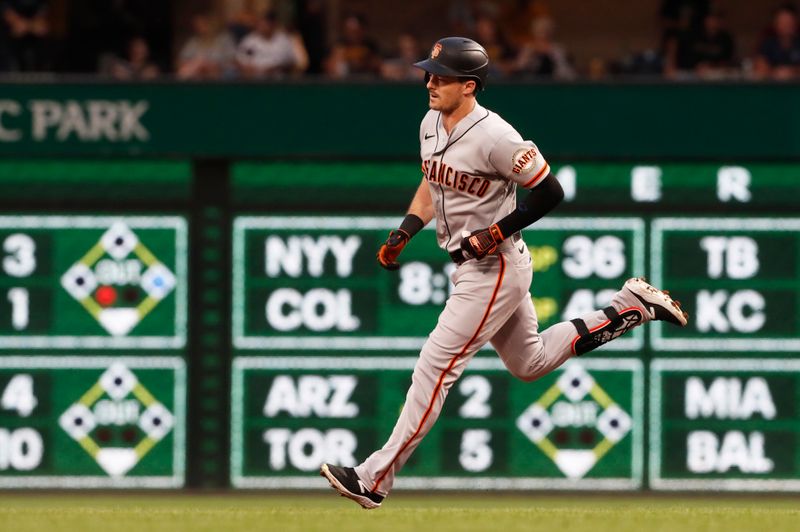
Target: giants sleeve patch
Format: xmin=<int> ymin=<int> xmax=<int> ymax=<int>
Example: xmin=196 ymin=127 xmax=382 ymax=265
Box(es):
xmin=511 ymin=147 xmax=538 ymax=175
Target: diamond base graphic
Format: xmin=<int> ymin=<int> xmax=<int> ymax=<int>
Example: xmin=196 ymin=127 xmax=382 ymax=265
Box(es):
xmin=60 ymin=222 xmax=176 ymax=337
xmin=59 ymin=363 xmax=175 ymax=478
xmin=517 ymin=362 xmax=632 ymax=479
xmin=554 ymin=450 xmax=597 ymax=479
xmin=98 ymin=309 xmax=141 ymax=337
xmin=96 ymin=448 xmax=140 ymax=477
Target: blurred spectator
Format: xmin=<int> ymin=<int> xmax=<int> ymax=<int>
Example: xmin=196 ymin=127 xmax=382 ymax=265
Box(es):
xmin=755 ymin=4 xmax=800 ymax=80
xmin=176 ymin=13 xmax=236 ymax=80
xmin=236 ymin=10 xmax=307 ymax=79
xmin=227 ymin=0 xmax=260 ymax=44
xmin=60 ymin=0 xmax=170 ymax=74
xmin=326 ymin=13 xmax=381 ymax=79
xmin=512 ymin=17 xmax=576 ymax=80
xmin=381 ymin=32 xmax=425 ymax=81
xmin=100 ymin=35 xmax=159 ymax=80
xmin=665 ymin=9 xmax=736 ymax=79
xmin=504 ymin=0 xmax=552 ymax=46
xmin=296 ymin=0 xmax=326 ymax=75
xmin=474 ymin=13 xmax=516 ymax=78
xmin=610 ymin=49 xmax=664 ymax=77
xmin=660 ymin=0 xmax=710 ymax=45
xmin=1 ymin=0 xmax=51 ymax=71
xmin=447 ymin=0 xmax=483 ymax=36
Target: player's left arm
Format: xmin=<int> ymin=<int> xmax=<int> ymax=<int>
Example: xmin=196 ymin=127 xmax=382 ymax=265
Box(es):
xmin=461 ymin=175 xmax=563 ymax=259
xmin=461 ymin=133 xmax=564 ymax=260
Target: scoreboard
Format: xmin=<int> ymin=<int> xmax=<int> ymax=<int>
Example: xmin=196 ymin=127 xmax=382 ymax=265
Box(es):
xmin=232 ymin=217 xmax=645 ymax=351
xmin=650 ymin=359 xmax=800 ymax=491
xmin=0 ymin=357 xmax=185 ymax=487
xmin=2 ymin=159 xmax=800 ymax=491
xmin=0 ymin=216 xmax=187 ymax=348
xmin=229 ymin=212 xmax=800 ymax=492
xmin=650 ymin=218 xmax=800 ymax=352
xmin=231 ymin=357 xmax=643 ymax=490
xmin=0 ymin=216 xmax=187 ymax=487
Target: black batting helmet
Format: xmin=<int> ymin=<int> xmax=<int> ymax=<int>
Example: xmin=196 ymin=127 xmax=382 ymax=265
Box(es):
xmin=414 ymin=37 xmax=489 ymax=90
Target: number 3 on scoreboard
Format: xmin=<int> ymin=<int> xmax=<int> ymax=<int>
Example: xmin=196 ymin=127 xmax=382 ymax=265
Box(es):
xmin=3 ymin=234 xmax=36 ymax=278
xmin=1 ymin=374 xmax=37 ymax=417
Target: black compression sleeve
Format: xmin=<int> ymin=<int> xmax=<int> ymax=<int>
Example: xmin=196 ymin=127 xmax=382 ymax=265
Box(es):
xmin=398 ymin=213 xmax=425 ymax=238
xmin=495 ymin=174 xmax=565 ymax=238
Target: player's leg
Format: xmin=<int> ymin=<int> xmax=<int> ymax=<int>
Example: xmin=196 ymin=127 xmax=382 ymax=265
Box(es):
xmin=356 ymin=254 xmax=531 ymax=494
xmin=492 ymin=277 xmax=687 ymax=381
xmin=322 ymin=253 xmax=530 ymax=506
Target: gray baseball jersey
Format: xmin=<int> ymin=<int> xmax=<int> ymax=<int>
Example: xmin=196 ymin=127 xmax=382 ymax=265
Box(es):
xmin=354 ymin=102 xmax=653 ymax=497
xmin=419 ymin=102 xmax=550 ymax=252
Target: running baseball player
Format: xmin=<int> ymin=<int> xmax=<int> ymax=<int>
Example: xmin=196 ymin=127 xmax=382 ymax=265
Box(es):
xmin=321 ymin=37 xmax=688 ymax=509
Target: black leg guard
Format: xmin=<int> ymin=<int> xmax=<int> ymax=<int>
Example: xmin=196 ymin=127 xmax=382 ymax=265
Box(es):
xmin=570 ymin=307 xmax=643 ymax=356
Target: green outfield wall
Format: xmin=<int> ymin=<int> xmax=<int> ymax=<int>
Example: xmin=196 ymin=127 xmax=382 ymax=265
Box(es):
xmin=0 ymin=82 xmax=799 ymax=491
xmin=0 ymin=82 xmax=798 ymax=159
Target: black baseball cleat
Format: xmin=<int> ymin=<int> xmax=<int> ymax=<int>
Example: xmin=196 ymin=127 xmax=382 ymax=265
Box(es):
xmin=623 ymin=277 xmax=689 ymax=327
xmin=320 ymin=463 xmax=384 ymax=509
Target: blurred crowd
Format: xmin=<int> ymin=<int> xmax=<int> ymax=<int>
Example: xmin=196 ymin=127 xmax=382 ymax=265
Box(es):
xmin=1 ymin=0 xmax=799 ymax=81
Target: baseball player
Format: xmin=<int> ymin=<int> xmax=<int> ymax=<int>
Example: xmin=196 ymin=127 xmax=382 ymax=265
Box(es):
xmin=321 ymin=37 xmax=688 ymax=509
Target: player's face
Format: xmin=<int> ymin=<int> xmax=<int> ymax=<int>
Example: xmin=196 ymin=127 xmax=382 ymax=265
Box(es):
xmin=426 ymin=74 xmax=472 ymax=113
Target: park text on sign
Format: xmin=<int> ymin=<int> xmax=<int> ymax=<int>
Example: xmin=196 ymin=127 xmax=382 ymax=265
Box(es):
xmin=0 ymin=100 xmax=149 ymax=143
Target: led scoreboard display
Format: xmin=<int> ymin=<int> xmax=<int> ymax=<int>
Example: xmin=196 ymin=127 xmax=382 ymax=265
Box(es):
xmin=651 ymin=218 xmax=800 ymax=352
xmin=0 ymin=357 xmax=185 ymax=488
xmin=2 ymin=160 xmax=799 ymax=491
xmin=231 ymin=215 xmax=648 ymax=489
xmin=0 ymin=216 xmax=187 ymax=348
xmin=0 ymin=216 xmax=188 ymax=487
xmin=650 ymin=359 xmax=800 ymax=491
xmin=232 ymin=357 xmax=643 ymax=490
xmin=232 ymin=216 xmax=645 ymax=352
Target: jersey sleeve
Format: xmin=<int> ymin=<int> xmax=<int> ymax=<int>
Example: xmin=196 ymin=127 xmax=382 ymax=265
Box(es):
xmin=489 ymin=131 xmax=551 ymax=189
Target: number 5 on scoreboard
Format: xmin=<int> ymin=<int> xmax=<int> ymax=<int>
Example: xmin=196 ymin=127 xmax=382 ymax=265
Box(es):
xmin=1 ymin=374 xmax=37 ymax=417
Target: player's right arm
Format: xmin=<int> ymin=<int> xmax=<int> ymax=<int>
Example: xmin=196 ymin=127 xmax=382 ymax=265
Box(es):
xmin=377 ymin=178 xmax=433 ymax=270
xmin=406 ymin=177 xmax=434 ymax=224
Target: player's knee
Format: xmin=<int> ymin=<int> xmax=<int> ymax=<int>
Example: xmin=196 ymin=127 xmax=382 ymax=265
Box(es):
xmin=506 ymin=359 xmax=545 ymax=382
xmin=513 ymin=371 xmax=539 ymax=383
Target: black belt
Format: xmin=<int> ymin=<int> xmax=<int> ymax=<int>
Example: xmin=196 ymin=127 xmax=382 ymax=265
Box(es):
xmin=449 ymin=249 xmax=467 ymax=265
xmin=449 ymin=232 xmax=521 ymax=265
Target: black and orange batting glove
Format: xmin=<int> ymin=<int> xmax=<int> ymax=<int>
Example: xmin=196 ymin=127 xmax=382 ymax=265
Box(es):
xmin=460 ymin=224 xmax=504 ymax=260
xmin=377 ymin=229 xmax=410 ymax=270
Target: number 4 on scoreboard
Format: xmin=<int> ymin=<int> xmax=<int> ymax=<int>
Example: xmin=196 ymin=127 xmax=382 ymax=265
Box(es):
xmin=1 ymin=374 xmax=37 ymax=417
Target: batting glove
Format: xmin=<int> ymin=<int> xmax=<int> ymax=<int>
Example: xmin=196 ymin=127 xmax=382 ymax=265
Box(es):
xmin=460 ymin=224 xmax=504 ymax=261
xmin=377 ymin=229 xmax=410 ymax=270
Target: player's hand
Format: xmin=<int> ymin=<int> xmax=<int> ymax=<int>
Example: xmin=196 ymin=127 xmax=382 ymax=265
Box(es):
xmin=460 ymin=224 xmax=504 ymax=261
xmin=377 ymin=229 xmax=410 ymax=270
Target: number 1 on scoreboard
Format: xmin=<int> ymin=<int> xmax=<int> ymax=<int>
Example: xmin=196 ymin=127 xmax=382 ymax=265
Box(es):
xmin=6 ymin=288 xmax=29 ymax=330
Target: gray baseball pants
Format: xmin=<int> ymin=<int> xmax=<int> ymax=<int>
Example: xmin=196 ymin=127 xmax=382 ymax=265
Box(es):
xmin=354 ymin=240 xmax=647 ymax=496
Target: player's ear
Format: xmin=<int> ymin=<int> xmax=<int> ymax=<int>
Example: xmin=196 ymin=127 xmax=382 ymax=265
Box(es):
xmin=463 ymin=80 xmax=477 ymax=96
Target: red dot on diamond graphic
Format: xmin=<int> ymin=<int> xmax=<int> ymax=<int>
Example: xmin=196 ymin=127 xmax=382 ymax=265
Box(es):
xmin=95 ymin=286 xmax=118 ymax=306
